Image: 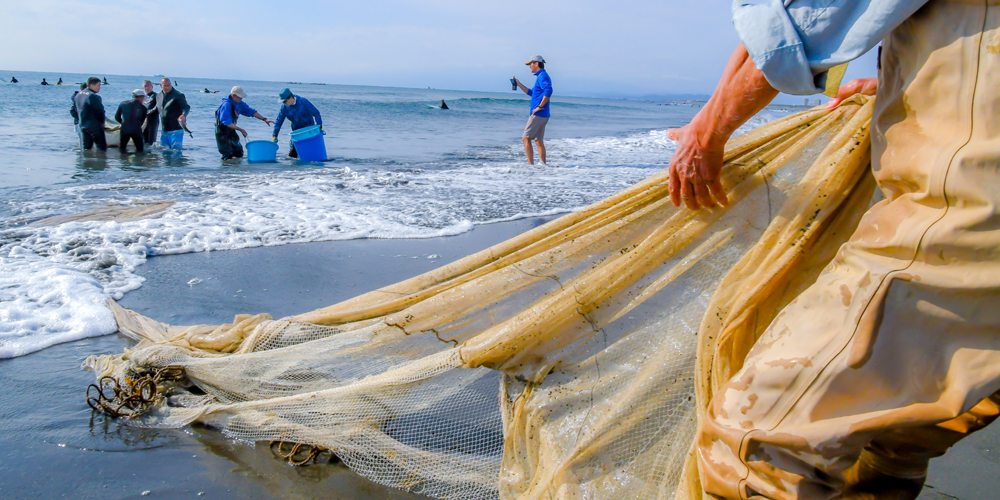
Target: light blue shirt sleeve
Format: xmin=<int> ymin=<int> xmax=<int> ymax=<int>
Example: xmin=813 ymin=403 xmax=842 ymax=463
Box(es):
xmin=732 ymin=0 xmax=929 ymax=95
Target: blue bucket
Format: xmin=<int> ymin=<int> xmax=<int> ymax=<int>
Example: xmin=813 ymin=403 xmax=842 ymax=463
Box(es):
xmin=246 ymin=140 xmax=278 ymax=162
xmin=290 ymin=125 xmax=327 ymax=162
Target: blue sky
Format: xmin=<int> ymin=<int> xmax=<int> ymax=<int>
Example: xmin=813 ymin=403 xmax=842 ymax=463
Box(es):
xmin=0 ymin=0 xmax=876 ymax=99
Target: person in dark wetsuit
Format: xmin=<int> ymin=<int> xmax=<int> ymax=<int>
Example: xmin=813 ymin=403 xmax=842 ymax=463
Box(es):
xmin=9 ymin=76 xmax=17 ymax=83
xmin=215 ymin=86 xmax=273 ymax=160
xmin=115 ymin=89 xmax=149 ymax=153
xmin=102 ymin=77 xmax=108 ymax=85
xmin=440 ymin=99 xmax=449 ymax=109
xmin=79 ymin=77 xmax=107 ymax=151
xmin=57 ymin=78 xmax=63 ymax=85
xmin=141 ymin=80 xmax=159 ymax=146
xmin=41 ymin=78 xmax=49 ymax=86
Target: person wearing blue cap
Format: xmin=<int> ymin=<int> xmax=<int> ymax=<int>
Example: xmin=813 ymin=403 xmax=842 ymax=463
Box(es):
xmin=272 ymin=88 xmax=322 ymax=158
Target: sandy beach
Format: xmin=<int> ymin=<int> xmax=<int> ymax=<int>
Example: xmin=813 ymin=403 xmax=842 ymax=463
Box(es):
xmin=0 ymin=215 xmax=995 ymax=498
xmin=0 ymin=217 xmax=552 ymax=499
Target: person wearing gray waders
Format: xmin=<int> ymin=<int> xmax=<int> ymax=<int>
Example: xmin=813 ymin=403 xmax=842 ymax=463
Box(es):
xmin=271 ymin=88 xmax=322 ymax=158
xmin=513 ymin=55 xmax=552 ymax=165
xmin=115 ymin=89 xmax=148 ymax=153
xmin=665 ymin=1 xmax=1000 ymax=499
xmin=216 ymin=86 xmax=273 ymax=160
xmin=70 ymin=83 xmax=88 ymax=146
xmin=78 ymin=77 xmax=106 ymax=152
xmin=141 ymin=80 xmax=159 ymax=146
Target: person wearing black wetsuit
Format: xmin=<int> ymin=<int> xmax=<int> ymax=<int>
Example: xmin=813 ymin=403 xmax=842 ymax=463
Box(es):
xmin=41 ymin=78 xmax=49 ymax=86
xmin=102 ymin=77 xmax=108 ymax=84
xmin=10 ymin=76 xmax=18 ymax=83
xmin=115 ymin=90 xmax=149 ymax=153
xmin=79 ymin=77 xmax=107 ymax=151
xmin=57 ymin=78 xmax=63 ymax=85
xmin=440 ymin=99 xmax=449 ymax=109
xmin=141 ymin=80 xmax=159 ymax=145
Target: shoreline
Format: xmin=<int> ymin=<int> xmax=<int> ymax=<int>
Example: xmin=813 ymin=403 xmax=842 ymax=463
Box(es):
xmin=0 ymin=215 xmax=997 ymax=499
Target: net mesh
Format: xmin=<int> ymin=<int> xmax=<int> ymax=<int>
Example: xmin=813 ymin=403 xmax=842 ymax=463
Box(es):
xmin=85 ymin=96 xmax=876 ymax=500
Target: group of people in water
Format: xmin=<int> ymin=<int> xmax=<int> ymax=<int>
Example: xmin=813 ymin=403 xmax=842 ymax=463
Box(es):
xmin=9 ymin=76 xmax=107 ymax=86
xmin=59 ymin=54 xmax=551 ymax=162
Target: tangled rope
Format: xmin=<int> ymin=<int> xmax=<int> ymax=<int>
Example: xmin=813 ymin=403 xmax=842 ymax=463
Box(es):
xmin=270 ymin=439 xmax=336 ymax=466
xmin=87 ymin=366 xmax=185 ymax=418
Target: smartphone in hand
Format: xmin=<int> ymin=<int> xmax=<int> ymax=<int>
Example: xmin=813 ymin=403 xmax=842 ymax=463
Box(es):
xmin=511 ymin=77 xmax=517 ymax=91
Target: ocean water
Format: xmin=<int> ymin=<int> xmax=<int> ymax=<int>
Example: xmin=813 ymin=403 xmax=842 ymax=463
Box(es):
xmin=0 ymin=70 xmax=792 ymax=358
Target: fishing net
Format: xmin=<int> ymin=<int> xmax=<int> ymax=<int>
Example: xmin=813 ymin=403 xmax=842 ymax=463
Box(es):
xmin=85 ymin=96 xmax=876 ymax=500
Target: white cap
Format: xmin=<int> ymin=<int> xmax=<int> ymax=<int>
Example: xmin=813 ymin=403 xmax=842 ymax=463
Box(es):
xmin=132 ymin=89 xmax=145 ymax=97
xmin=230 ymin=86 xmax=247 ymax=99
xmin=525 ymin=55 xmax=545 ymax=65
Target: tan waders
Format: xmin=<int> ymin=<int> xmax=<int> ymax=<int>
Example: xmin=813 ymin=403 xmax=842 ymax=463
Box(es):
xmin=698 ymin=1 xmax=1000 ymax=498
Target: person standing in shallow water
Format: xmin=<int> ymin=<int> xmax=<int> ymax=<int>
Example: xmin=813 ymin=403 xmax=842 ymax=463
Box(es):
xmin=271 ymin=88 xmax=322 ymax=158
xmin=115 ymin=89 xmax=148 ymax=154
xmin=216 ymin=86 xmax=273 ymax=160
xmin=154 ymin=78 xmax=190 ymax=150
xmin=141 ymin=80 xmax=159 ymax=146
xmin=78 ymin=77 xmax=106 ymax=152
xmin=513 ymin=55 xmax=552 ymax=165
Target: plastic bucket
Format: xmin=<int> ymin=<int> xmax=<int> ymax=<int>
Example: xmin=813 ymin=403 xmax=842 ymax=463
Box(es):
xmin=246 ymin=140 xmax=278 ymax=162
xmin=289 ymin=125 xmax=327 ymax=161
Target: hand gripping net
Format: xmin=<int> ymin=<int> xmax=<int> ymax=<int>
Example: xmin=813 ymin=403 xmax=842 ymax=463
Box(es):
xmin=86 ymin=96 xmax=876 ymax=500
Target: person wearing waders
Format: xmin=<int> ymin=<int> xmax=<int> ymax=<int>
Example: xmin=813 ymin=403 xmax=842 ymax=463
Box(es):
xmin=664 ymin=1 xmax=1000 ymax=499
xmin=78 ymin=77 xmax=106 ymax=152
xmin=115 ymin=89 xmax=148 ymax=153
xmin=70 ymin=83 xmax=88 ymax=146
xmin=153 ymin=78 xmax=190 ymax=150
xmin=215 ymin=86 xmax=273 ymax=160
xmin=271 ymin=88 xmax=322 ymax=158
xmin=141 ymin=80 xmax=159 ymax=146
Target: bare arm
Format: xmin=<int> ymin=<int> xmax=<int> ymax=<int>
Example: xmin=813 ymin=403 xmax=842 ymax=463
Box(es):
xmin=253 ymin=112 xmax=274 ymax=126
xmin=667 ymin=43 xmax=779 ymax=209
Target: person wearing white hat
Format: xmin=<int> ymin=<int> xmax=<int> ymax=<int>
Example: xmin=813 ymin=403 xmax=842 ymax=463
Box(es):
xmin=114 ymin=89 xmax=149 ymax=153
xmin=214 ymin=86 xmax=274 ymax=160
xmin=513 ymin=55 xmax=553 ymax=165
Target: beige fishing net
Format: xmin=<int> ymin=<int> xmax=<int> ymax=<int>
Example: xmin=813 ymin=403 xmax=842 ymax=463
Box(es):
xmin=86 ymin=96 xmax=876 ymax=500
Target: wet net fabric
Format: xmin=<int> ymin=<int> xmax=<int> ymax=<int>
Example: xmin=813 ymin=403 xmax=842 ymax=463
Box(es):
xmin=86 ymin=96 xmax=876 ymax=500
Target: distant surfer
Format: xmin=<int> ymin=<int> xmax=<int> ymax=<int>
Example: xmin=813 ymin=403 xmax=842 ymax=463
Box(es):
xmin=10 ymin=76 xmax=17 ymax=83
xmin=102 ymin=77 xmax=108 ymax=85
xmin=152 ymin=78 xmax=190 ymax=150
xmin=57 ymin=78 xmax=63 ymax=85
xmin=215 ymin=86 xmax=274 ymax=160
xmin=513 ymin=55 xmax=552 ymax=165
xmin=272 ymin=88 xmax=322 ymax=159
xmin=202 ymin=88 xmax=220 ymax=94
xmin=40 ymin=78 xmax=49 ymax=86
xmin=439 ymin=99 xmax=449 ymax=110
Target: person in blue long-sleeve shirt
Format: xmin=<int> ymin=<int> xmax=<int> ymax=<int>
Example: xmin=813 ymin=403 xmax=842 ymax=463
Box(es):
xmin=214 ymin=86 xmax=273 ymax=160
xmin=271 ymin=88 xmax=322 ymax=158
xmin=513 ymin=55 xmax=553 ymax=165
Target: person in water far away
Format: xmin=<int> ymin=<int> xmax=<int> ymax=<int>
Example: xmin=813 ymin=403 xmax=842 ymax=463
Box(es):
xmin=141 ymin=80 xmax=159 ymax=146
xmin=271 ymin=88 xmax=322 ymax=158
xmin=115 ymin=89 xmax=149 ymax=154
xmin=78 ymin=77 xmax=107 ymax=152
xmin=57 ymin=78 xmax=63 ymax=85
xmin=671 ymin=2 xmax=1000 ymax=499
xmin=154 ymin=78 xmax=190 ymax=150
xmin=440 ymin=99 xmax=449 ymax=109
xmin=216 ymin=86 xmax=274 ymax=160
xmin=513 ymin=55 xmax=552 ymax=165
xmin=9 ymin=76 xmax=17 ymax=83
xmin=40 ymin=78 xmax=49 ymax=86
xmin=102 ymin=77 xmax=108 ymax=84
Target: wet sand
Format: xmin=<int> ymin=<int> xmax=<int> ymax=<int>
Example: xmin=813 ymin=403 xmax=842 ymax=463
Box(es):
xmin=0 ymin=214 xmax=997 ymax=499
